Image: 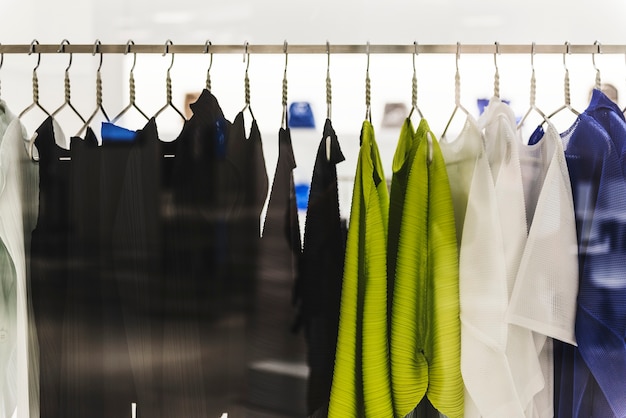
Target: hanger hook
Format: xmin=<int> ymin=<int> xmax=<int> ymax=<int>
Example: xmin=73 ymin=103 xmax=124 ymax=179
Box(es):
xmin=283 ymin=40 xmax=288 ymax=67
xmin=413 ymin=41 xmax=418 ymax=73
xmin=125 ymin=40 xmax=137 ymax=73
xmin=93 ymin=39 xmax=103 ymax=71
xmin=29 ymin=39 xmax=41 ymax=72
xmin=593 ymin=40 xmax=601 ymax=88
xmin=326 ymin=41 xmax=332 ymax=120
xmin=204 ymin=40 xmax=213 ymax=72
xmin=456 ymin=41 xmax=461 ymax=72
xmin=58 ymin=39 xmax=72 ymax=72
xmin=494 ymin=41 xmax=500 ymax=70
xmin=243 ymin=41 xmax=250 ymax=70
xmin=530 ymin=41 xmax=536 ymax=70
xmin=563 ymin=41 xmax=571 ymax=71
xmin=163 ymin=39 xmax=174 ymax=71
xmin=0 ymin=44 xmax=3 ymax=72
xmin=592 ymin=40 xmax=602 ymax=71
xmin=281 ymin=40 xmax=289 ymax=128
xmin=364 ymin=41 xmax=372 ymax=121
xmin=326 ymin=41 xmax=331 ymax=70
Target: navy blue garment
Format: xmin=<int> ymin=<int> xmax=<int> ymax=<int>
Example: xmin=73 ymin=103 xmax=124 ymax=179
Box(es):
xmin=555 ymin=105 xmax=626 ymax=417
xmin=586 ymin=88 xmax=626 ymax=175
xmin=553 ymin=113 xmax=609 ymax=418
xmin=575 ymin=90 xmax=626 ymax=418
xmin=293 ymin=119 xmax=346 ymax=415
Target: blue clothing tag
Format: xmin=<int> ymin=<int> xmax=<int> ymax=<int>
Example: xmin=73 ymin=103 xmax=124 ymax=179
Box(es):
xmin=101 ymin=122 xmax=137 ymax=143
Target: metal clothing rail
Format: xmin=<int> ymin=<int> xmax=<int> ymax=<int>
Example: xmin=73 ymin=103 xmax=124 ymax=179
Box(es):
xmin=0 ymin=42 xmax=625 ymax=55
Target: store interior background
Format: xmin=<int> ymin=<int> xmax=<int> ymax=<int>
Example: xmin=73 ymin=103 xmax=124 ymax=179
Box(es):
xmin=2 ymin=0 xmax=626 ymax=416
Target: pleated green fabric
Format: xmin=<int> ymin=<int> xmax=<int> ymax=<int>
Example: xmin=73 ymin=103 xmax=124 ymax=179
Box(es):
xmin=390 ymin=119 xmax=464 ymax=418
xmin=328 ymin=121 xmax=393 ymax=418
xmin=387 ymin=119 xmax=419 ymax=319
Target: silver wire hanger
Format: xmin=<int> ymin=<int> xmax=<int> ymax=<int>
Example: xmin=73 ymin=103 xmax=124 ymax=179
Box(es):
xmin=441 ymin=42 xmax=470 ymax=140
xmin=407 ymin=41 xmax=425 ymax=121
xmin=154 ymin=40 xmax=186 ymax=121
xmin=76 ymin=39 xmax=110 ymax=137
xmin=281 ymin=40 xmax=288 ymax=130
xmin=325 ymin=41 xmax=333 ymax=161
xmin=112 ymin=40 xmax=149 ymax=123
xmin=493 ymin=41 xmax=501 ymax=99
xmin=51 ymin=40 xmax=87 ymax=126
xmin=18 ymin=39 xmax=52 ymax=120
xmin=325 ymin=41 xmax=332 ymax=121
xmin=547 ymin=42 xmax=580 ymax=120
xmin=517 ymin=42 xmax=549 ymax=130
xmin=592 ymin=40 xmax=602 ymax=91
xmin=622 ymin=48 xmax=626 ymax=114
xmin=364 ymin=41 xmax=372 ymax=123
xmin=241 ymin=41 xmax=255 ymax=120
xmin=205 ymin=40 xmax=213 ymax=92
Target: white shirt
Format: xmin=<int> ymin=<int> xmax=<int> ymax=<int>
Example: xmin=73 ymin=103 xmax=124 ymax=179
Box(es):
xmin=0 ymin=102 xmax=40 ymax=418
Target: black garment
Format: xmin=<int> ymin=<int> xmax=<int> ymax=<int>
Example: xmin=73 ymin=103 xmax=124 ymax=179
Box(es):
xmin=293 ymin=119 xmax=346 ymax=415
xmin=30 ymin=117 xmax=71 ymax=418
xmin=162 ymin=89 xmax=234 ymax=417
xmin=61 ymin=128 xmax=103 ymax=418
xmin=58 ymin=118 xmax=163 ymax=418
xmin=255 ymin=126 xmax=303 ymax=359
xmin=106 ymin=119 xmax=163 ymax=418
xmin=225 ymin=111 xmax=269 ymax=315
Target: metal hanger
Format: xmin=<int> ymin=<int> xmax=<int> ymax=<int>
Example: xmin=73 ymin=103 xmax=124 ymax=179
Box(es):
xmin=325 ymin=41 xmax=333 ymax=161
xmin=408 ymin=41 xmax=424 ymax=121
xmin=364 ymin=41 xmax=372 ymax=122
xmin=205 ymin=40 xmax=213 ymax=91
xmin=241 ymin=41 xmax=255 ymax=119
xmin=154 ymin=40 xmax=186 ymax=121
xmin=18 ymin=40 xmax=52 ymax=120
xmin=281 ymin=40 xmax=288 ymax=129
xmin=547 ymin=42 xmax=580 ymax=120
xmin=112 ymin=40 xmax=149 ymax=123
xmin=50 ymin=39 xmax=86 ymax=126
xmin=592 ymin=40 xmax=601 ymax=90
xmin=493 ymin=41 xmax=501 ymax=98
xmin=76 ymin=39 xmax=110 ymax=137
xmin=325 ymin=41 xmax=332 ymax=121
xmin=517 ymin=42 xmax=549 ymax=130
xmin=441 ymin=42 xmax=470 ymax=140
xmin=622 ymin=48 xmax=626 ymax=114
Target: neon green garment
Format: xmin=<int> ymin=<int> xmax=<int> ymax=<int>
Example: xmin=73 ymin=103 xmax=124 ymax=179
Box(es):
xmin=390 ymin=119 xmax=464 ymax=418
xmin=328 ymin=121 xmax=393 ymax=417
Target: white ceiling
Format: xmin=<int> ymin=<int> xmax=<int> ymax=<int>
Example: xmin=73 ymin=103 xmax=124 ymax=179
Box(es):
xmin=3 ymin=0 xmax=626 ymax=45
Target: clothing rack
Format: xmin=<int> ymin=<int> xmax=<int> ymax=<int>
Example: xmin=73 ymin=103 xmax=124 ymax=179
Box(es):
xmin=0 ymin=42 xmax=624 ymax=55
